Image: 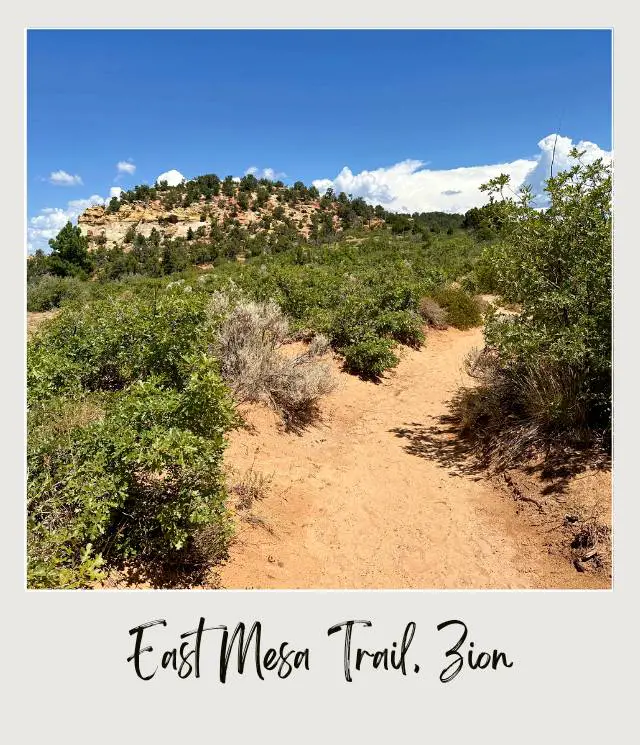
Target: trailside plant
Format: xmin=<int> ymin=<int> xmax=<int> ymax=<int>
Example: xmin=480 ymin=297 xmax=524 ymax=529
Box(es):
xmin=27 ymin=285 xmax=238 ymax=588
xmin=454 ymin=151 xmax=612 ymax=462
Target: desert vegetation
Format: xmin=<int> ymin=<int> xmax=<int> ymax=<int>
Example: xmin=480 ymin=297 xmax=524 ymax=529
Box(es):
xmin=26 ymin=157 xmax=611 ymax=588
xmin=451 ymin=151 xmax=611 ymax=468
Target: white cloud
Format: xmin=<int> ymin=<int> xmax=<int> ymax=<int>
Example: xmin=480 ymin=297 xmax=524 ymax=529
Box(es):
xmin=155 ymin=169 xmax=186 ymax=187
xmin=109 ymin=186 xmax=123 ymax=199
xmin=28 ymin=194 xmax=104 ymax=253
xmin=244 ymin=166 xmax=287 ymax=181
xmin=312 ymin=134 xmax=611 ymax=214
xmin=116 ymin=159 xmax=136 ymax=175
xmin=48 ymin=169 xmax=83 ymax=187
xmin=523 ymin=134 xmax=612 ymax=206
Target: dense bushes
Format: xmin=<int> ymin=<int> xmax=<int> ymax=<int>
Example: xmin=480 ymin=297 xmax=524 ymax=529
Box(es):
xmin=27 ymin=226 xmax=489 ymax=586
xmin=218 ymin=236 xmax=485 ymax=378
xmin=27 ymin=285 xmax=237 ymax=588
xmin=27 ymin=275 xmax=85 ymax=312
xmin=454 ymin=152 xmax=612 ymax=463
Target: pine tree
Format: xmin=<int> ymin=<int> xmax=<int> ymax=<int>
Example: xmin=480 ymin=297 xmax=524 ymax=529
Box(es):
xmin=47 ymin=222 xmax=93 ymax=277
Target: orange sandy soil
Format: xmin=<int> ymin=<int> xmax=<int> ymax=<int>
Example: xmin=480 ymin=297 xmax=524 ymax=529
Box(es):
xmin=216 ymin=326 xmax=610 ymax=590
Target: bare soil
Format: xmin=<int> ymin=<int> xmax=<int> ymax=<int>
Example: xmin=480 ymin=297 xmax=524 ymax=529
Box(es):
xmin=27 ymin=310 xmax=59 ymax=337
xmin=215 ymin=326 xmax=611 ymax=589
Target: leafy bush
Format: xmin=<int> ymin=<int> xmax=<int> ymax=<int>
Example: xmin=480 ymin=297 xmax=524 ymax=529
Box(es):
xmin=342 ymin=337 xmax=399 ymax=379
xmin=28 ymin=285 xmax=211 ymax=404
xmin=454 ymin=152 xmax=612 ymax=461
xmin=432 ymin=286 xmax=482 ymax=329
xmin=27 ymin=274 xmax=85 ymax=312
xmin=483 ymin=152 xmax=611 ymax=433
xmin=375 ymin=310 xmax=425 ymax=348
xmin=27 ymin=284 xmax=237 ymax=588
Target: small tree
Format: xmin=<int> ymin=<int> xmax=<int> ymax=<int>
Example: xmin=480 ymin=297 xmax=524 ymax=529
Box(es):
xmin=47 ymin=222 xmax=93 ymax=278
xmin=106 ymin=197 xmax=121 ymax=213
xmin=222 ymin=176 xmax=236 ymax=197
xmin=475 ymin=149 xmax=612 ymax=441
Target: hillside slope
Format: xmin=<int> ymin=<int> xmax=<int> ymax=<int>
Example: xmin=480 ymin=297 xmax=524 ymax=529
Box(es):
xmin=77 ymin=176 xmax=384 ymax=254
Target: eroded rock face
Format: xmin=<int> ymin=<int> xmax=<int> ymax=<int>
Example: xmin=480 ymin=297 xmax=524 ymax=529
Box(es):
xmin=76 ymin=190 xmax=362 ymax=252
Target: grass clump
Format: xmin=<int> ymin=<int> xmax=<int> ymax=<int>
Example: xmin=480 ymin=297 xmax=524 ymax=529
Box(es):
xmin=418 ymin=297 xmax=448 ymax=328
xmin=209 ymin=296 xmax=336 ymax=427
xmin=452 ymin=348 xmax=600 ymax=468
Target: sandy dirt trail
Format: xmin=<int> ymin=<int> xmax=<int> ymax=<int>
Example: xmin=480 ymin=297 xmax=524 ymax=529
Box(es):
xmin=218 ymin=327 xmax=606 ymax=589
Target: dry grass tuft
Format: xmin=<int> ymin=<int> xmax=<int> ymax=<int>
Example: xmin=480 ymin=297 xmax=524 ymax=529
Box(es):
xmin=418 ymin=297 xmax=448 ymax=328
xmin=451 ymin=347 xmax=603 ymax=471
xmin=209 ymin=298 xmax=336 ymax=429
xmin=228 ymin=464 xmax=272 ymax=511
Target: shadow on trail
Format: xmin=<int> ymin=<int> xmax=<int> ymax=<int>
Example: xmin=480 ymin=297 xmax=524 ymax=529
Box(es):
xmin=391 ymin=415 xmax=611 ymax=496
xmin=390 ymin=415 xmax=486 ymax=479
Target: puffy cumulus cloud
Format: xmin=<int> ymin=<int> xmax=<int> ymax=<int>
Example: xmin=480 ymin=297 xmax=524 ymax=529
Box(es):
xmin=524 ymin=134 xmax=612 ymax=206
xmin=109 ymin=186 xmax=123 ymax=199
xmin=155 ymin=169 xmax=186 ymax=187
xmin=312 ymin=134 xmax=611 ymax=214
xmin=313 ymin=158 xmax=535 ymax=214
xmin=48 ymin=169 xmax=83 ymax=186
xmin=245 ymin=166 xmax=287 ymax=181
xmin=28 ymin=194 xmax=104 ymax=253
xmin=116 ymin=159 xmax=136 ymax=175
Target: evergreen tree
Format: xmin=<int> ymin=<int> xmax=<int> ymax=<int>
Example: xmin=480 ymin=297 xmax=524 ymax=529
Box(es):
xmin=47 ymin=222 xmax=93 ymax=278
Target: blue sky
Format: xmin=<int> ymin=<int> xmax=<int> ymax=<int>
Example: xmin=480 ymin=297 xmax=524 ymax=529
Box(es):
xmin=27 ymin=29 xmax=612 ymax=252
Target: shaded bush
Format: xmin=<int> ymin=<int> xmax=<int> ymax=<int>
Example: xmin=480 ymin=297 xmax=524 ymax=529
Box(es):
xmin=451 ymin=348 xmax=600 ymax=469
xmin=28 ymin=360 xmax=236 ymax=588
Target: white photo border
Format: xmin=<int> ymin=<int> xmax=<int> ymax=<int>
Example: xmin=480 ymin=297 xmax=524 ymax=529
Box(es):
xmin=5 ymin=5 xmax=636 ymax=742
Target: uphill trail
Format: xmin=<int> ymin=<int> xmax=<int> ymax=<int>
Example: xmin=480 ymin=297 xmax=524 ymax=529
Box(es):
xmin=217 ymin=326 xmax=607 ymax=589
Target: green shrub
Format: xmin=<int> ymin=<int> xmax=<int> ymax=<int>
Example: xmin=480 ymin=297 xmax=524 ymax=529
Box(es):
xmin=342 ymin=337 xmax=399 ymax=379
xmin=432 ymin=287 xmax=481 ymax=329
xmin=375 ymin=309 xmax=425 ymax=347
xmin=27 ymin=284 xmax=238 ymax=588
xmin=28 ymin=285 xmax=211 ymax=402
xmin=482 ymin=152 xmax=611 ymax=435
xmin=27 ymin=274 xmax=85 ymax=312
xmin=28 ymin=356 xmax=236 ymax=588
xmin=454 ymin=152 xmax=611 ymax=461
